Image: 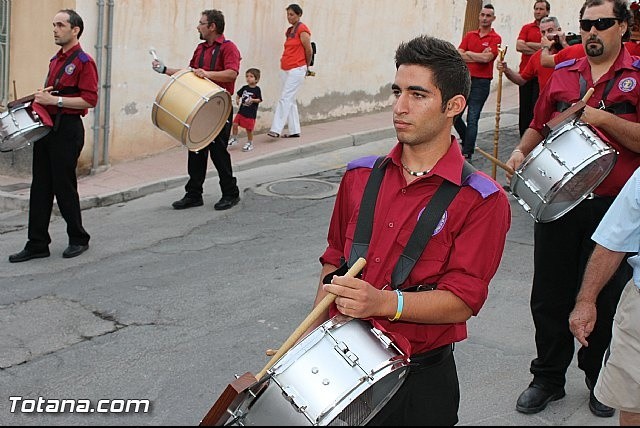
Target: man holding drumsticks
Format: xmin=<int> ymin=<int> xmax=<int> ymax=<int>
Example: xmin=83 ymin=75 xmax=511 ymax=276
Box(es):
xmin=152 ymin=9 xmax=241 ymax=211
xmin=506 ymin=0 xmax=640 ymax=418
xmin=9 ymin=9 xmax=97 ymax=262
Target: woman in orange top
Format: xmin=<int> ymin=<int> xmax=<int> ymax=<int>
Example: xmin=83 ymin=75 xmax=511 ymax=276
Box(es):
xmin=267 ymin=4 xmax=313 ymax=139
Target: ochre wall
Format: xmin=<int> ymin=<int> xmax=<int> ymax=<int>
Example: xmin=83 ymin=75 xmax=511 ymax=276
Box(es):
xmin=4 ymin=0 xmax=586 ymax=176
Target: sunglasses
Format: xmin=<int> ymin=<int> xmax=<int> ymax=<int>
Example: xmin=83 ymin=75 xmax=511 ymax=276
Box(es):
xmin=579 ymin=17 xmax=619 ymax=32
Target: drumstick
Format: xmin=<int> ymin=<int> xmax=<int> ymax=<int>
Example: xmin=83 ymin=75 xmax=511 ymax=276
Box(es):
xmin=582 ymin=87 xmax=595 ymax=103
xmin=7 ymin=86 xmax=54 ymax=109
xmin=476 ymin=148 xmax=515 ymax=175
xmin=149 ymin=47 xmax=159 ymax=61
xmin=255 ymin=257 xmax=367 ymax=380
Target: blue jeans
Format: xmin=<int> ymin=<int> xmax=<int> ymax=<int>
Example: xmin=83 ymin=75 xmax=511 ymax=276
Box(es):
xmin=454 ymin=77 xmax=491 ymax=156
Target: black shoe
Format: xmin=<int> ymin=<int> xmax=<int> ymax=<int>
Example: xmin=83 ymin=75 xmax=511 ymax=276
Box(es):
xmin=172 ymin=195 xmax=203 ymax=210
xmin=585 ymin=378 xmax=615 ymax=417
xmin=463 ymin=153 xmax=473 ymax=161
xmin=516 ymin=383 xmax=566 ymax=414
xmin=9 ymin=248 xmax=50 ymax=263
xmin=214 ymin=195 xmax=240 ymax=211
xmin=62 ymin=244 xmax=89 ymax=259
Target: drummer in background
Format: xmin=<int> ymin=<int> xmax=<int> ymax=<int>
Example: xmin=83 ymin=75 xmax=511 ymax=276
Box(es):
xmin=308 ymin=35 xmax=511 ymax=425
xmin=506 ymin=0 xmax=640 ymax=418
xmin=152 ymin=9 xmax=241 ymax=211
xmin=8 ymin=9 xmax=97 ymax=263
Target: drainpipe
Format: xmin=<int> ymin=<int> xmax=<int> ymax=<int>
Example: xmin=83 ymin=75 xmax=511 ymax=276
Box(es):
xmin=91 ymin=0 xmax=104 ymax=173
xmin=101 ymin=0 xmax=114 ymax=168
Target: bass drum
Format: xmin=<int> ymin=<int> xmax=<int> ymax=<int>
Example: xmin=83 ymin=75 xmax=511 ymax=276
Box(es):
xmin=152 ymin=68 xmax=232 ymax=151
xmin=510 ymin=121 xmax=617 ymax=222
xmin=225 ymin=316 xmax=409 ymax=426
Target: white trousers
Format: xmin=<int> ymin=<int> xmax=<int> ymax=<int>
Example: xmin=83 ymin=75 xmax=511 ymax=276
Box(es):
xmin=270 ymin=65 xmax=306 ymax=135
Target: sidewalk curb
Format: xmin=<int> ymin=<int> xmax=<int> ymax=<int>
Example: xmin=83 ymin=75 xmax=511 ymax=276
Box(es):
xmin=0 ymin=126 xmax=396 ymax=212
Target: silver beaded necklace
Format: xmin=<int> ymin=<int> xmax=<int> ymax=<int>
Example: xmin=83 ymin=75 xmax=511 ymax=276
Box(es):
xmin=401 ymin=162 xmax=431 ymax=177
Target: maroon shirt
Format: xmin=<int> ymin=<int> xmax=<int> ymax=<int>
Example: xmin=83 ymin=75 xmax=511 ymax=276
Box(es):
xmin=188 ymin=34 xmax=241 ymax=94
xmin=532 ymin=48 xmax=640 ymax=196
xmin=320 ymin=140 xmax=511 ymax=355
xmin=45 ymin=43 xmax=98 ymax=116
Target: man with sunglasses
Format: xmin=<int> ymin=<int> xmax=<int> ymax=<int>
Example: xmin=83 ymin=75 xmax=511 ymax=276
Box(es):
xmin=506 ymin=0 xmax=640 ymax=418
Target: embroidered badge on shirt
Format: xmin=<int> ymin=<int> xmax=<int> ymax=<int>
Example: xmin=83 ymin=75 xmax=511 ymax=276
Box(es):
xmin=619 ymin=77 xmax=637 ymax=92
xmin=433 ymin=211 xmax=447 ymax=235
xmin=417 ymin=208 xmax=448 ymax=236
xmin=65 ymin=64 xmax=76 ymax=75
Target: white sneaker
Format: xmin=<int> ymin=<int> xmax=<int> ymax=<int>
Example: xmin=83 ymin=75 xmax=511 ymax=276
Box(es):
xmin=228 ymin=137 xmax=238 ymax=146
xmin=242 ymin=141 xmax=254 ymax=152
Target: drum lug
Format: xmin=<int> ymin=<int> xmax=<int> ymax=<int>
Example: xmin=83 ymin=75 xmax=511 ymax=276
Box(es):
xmin=335 ymin=341 xmax=359 ymax=367
xmin=281 ymin=385 xmax=308 ymax=412
xmin=371 ymin=327 xmax=394 ymax=348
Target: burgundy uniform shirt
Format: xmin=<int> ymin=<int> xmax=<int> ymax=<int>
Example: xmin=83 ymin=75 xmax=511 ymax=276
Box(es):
xmin=320 ymin=140 xmax=511 ymax=355
xmin=533 ymin=48 xmax=640 ymax=196
xmin=45 ymin=43 xmax=98 ymax=117
xmin=189 ymin=35 xmax=241 ymax=94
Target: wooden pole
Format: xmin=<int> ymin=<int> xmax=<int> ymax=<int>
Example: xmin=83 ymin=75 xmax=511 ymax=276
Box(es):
xmin=492 ymin=45 xmax=508 ymax=180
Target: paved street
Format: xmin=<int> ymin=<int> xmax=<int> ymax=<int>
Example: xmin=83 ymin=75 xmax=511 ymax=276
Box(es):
xmin=0 ymin=101 xmax=618 ymax=425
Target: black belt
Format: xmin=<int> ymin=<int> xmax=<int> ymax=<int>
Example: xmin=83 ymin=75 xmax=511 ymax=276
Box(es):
xmin=409 ymin=344 xmax=453 ymax=367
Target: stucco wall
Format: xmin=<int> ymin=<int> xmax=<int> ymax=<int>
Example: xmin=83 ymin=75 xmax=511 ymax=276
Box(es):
xmin=2 ymin=0 xmax=586 ymax=176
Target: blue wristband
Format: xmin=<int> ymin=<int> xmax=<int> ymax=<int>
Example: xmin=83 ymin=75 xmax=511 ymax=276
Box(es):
xmin=388 ymin=289 xmax=404 ymax=321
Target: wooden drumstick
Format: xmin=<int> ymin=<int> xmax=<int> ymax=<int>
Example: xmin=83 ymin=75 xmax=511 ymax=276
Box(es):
xmin=255 ymin=257 xmax=367 ymax=380
xmin=475 ymin=148 xmax=515 ymax=175
xmin=7 ymin=86 xmax=54 ymax=109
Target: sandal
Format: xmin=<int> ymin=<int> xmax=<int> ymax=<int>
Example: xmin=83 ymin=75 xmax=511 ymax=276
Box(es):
xmin=282 ymin=133 xmax=300 ymax=138
xmin=267 ymin=131 xmax=280 ymax=138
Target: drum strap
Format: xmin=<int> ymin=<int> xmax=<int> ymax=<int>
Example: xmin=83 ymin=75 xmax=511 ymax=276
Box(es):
xmin=347 ymin=156 xmax=476 ymax=289
xmin=45 ymin=49 xmax=83 ymax=131
xmin=556 ymin=70 xmax=633 ymax=115
xmin=198 ymin=43 xmax=222 ymax=71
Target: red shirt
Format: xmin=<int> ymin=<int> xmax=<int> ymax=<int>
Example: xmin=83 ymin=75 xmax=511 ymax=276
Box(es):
xmin=521 ymin=49 xmax=553 ymax=90
xmin=189 ymin=35 xmax=241 ymax=94
xmin=45 ymin=43 xmax=98 ymax=117
xmin=518 ymin=20 xmax=542 ymax=72
xmin=280 ymin=22 xmax=311 ymax=70
xmin=459 ymin=29 xmax=502 ymax=79
xmin=320 ymin=140 xmax=511 ymax=355
xmin=533 ymin=48 xmax=640 ymax=196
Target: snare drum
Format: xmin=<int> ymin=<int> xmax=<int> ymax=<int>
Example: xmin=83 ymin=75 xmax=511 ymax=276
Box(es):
xmin=152 ymin=69 xmax=232 ymax=152
xmin=0 ymin=103 xmax=52 ymax=152
xmin=510 ymin=121 xmax=617 ymax=222
xmin=225 ymin=316 xmax=409 ymax=426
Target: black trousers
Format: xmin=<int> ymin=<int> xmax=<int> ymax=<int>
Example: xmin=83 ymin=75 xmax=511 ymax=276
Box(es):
xmin=367 ymin=346 xmax=459 ymax=426
xmin=185 ymin=110 xmax=239 ymax=199
xmin=26 ymin=115 xmax=90 ymax=251
xmin=518 ymin=78 xmax=539 ymax=137
xmin=529 ymin=197 xmax=630 ymax=389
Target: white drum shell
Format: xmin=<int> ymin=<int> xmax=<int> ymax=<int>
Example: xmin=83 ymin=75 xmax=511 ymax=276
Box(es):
xmin=510 ymin=121 xmax=617 ymax=222
xmin=0 ymin=104 xmax=51 ymax=152
xmin=226 ymin=317 xmax=408 ymax=426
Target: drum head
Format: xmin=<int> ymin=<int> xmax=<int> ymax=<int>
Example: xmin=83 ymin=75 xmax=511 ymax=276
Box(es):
xmin=538 ymin=150 xmax=617 ymax=221
xmin=511 ymin=122 xmax=617 ymax=223
xmin=185 ymin=90 xmax=232 ymax=151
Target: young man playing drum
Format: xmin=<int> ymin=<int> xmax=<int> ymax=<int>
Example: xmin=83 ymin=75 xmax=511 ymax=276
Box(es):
xmin=152 ymin=9 xmax=241 ymax=211
xmin=9 ymin=9 xmax=97 ymax=263
xmin=506 ymin=0 xmax=640 ymax=418
xmin=308 ymin=35 xmax=511 ymax=425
